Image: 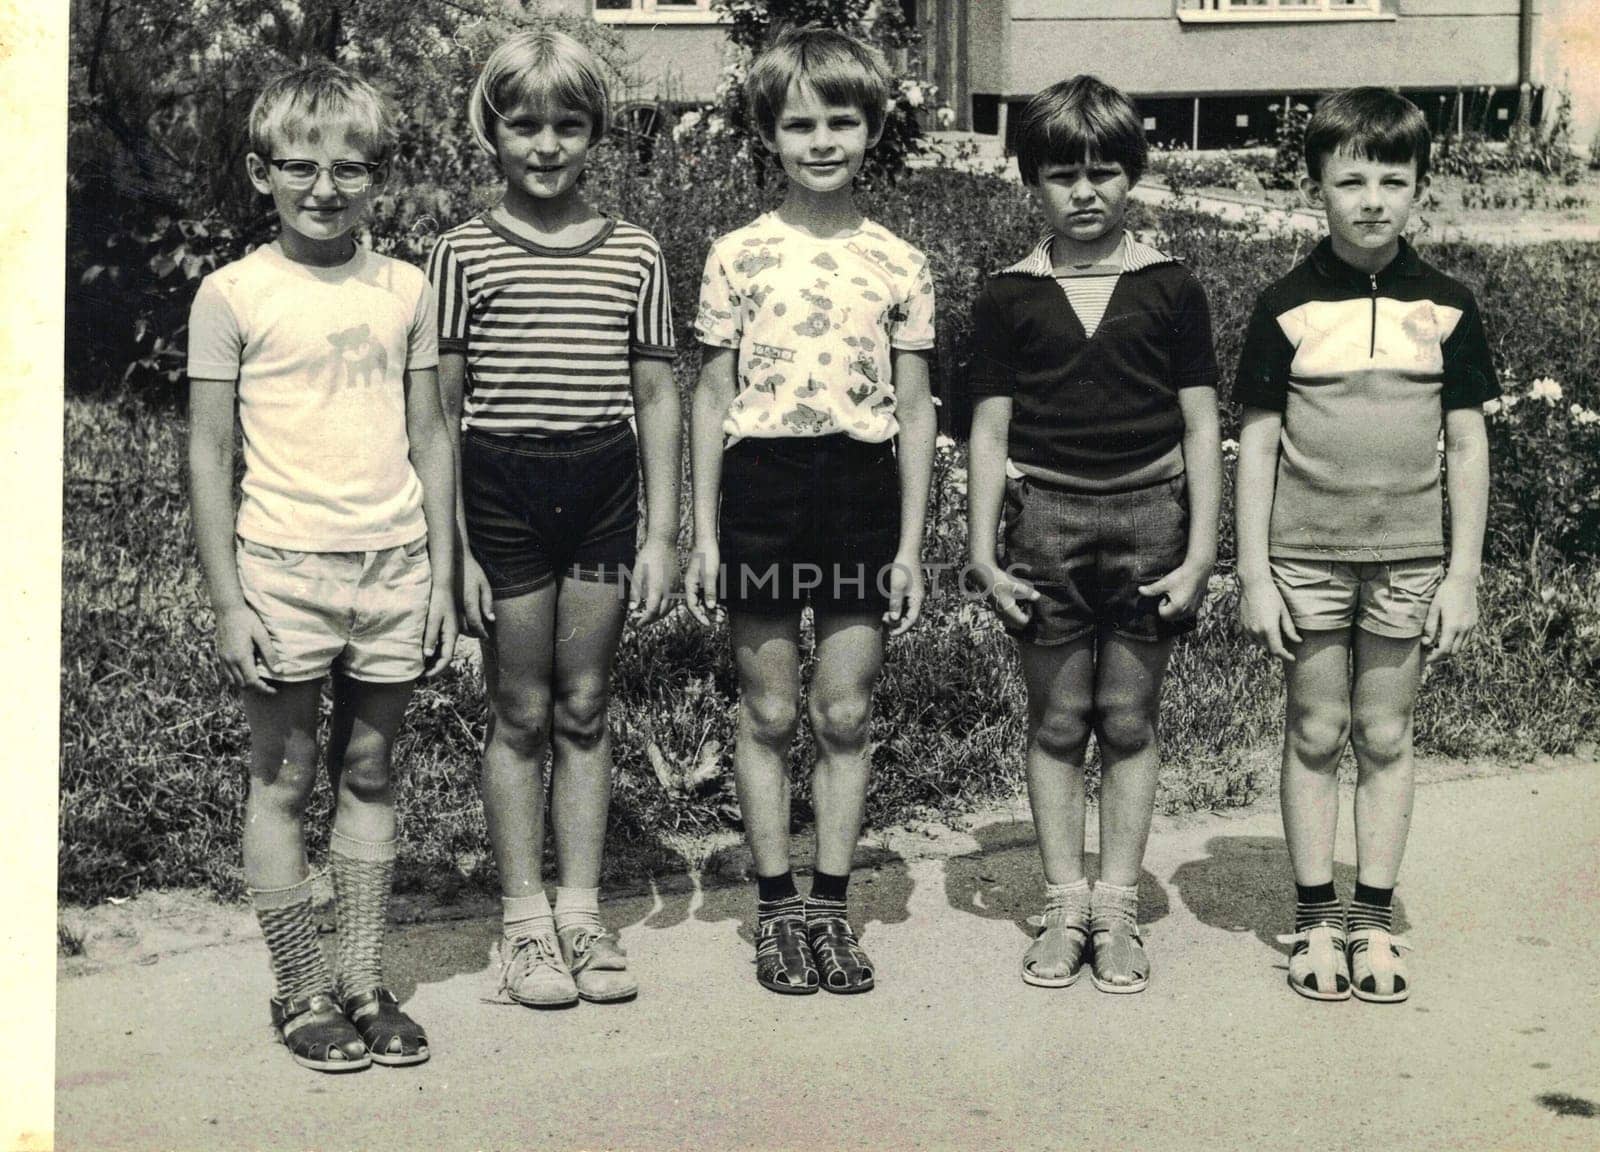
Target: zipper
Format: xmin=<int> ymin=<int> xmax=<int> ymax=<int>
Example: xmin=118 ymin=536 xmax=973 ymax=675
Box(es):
xmin=1369 ymin=273 xmax=1379 ymax=357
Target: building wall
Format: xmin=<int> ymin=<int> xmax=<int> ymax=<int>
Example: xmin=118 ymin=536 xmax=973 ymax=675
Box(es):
xmin=969 ymin=0 xmax=1526 ymax=98
xmin=1539 ymin=0 xmax=1600 ymax=154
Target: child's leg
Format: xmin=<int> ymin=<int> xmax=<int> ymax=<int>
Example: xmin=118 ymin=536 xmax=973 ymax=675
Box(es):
xmin=323 ymin=675 xmax=428 ymax=1063
xmin=1278 ymin=629 xmax=1356 ymax=999
xmin=546 ymin=574 xmax=634 ymax=1002
xmin=801 ymin=610 xmax=885 ymax=993
xmin=729 ymin=610 xmax=816 ymax=994
xmin=1091 ymin=634 xmax=1174 ymax=887
xmin=1345 ymin=629 xmax=1423 ymax=1001
xmin=242 ymin=680 xmax=369 ymax=1071
xmin=1017 ymin=638 xmax=1096 ymax=886
xmin=1016 ymin=636 xmax=1096 ymax=987
xmin=1085 ymin=632 xmax=1174 ymax=992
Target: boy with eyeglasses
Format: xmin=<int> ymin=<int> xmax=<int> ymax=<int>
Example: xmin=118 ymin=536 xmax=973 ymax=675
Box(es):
xmin=187 ymin=63 xmax=457 ymax=1072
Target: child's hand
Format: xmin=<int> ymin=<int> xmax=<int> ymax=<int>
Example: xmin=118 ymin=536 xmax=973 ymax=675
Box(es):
xmin=683 ymin=541 xmax=720 ymax=627
xmin=1139 ymin=560 xmax=1212 ymax=621
xmin=217 ymin=604 xmax=277 ymax=694
xmin=1239 ymin=577 xmax=1300 ymax=663
xmin=883 ymin=550 xmax=925 ymax=637
xmin=969 ymin=559 xmax=1037 ymax=627
xmin=630 ymin=538 xmax=677 ymax=626
xmin=457 ymin=551 xmax=496 ymax=639
xmin=1423 ymin=571 xmax=1479 ymax=666
xmin=423 ymin=584 xmax=459 ymax=679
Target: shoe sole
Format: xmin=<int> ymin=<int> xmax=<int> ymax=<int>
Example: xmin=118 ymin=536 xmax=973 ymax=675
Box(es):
xmin=368 ymin=1047 xmax=431 ymax=1066
xmin=1091 ymin=975 xmax=1148 ymax=994
xmin=509 ymin=993 xmax=580 ymax=1009
xmin=1287 ymin=975 xmax=1350 ymax=1002
xmin=1351 ymin=987 xmax=1408 ymax=1004
xmin=758 ymin=976 xmax=819 ymax=996
xmin=287 ymin=1051 xmax=372 ymax=1073
xmin=577 ymin=988 xmax=640 ymax=1004
xmin=1021 ymin=966 xmax=1084 ymax=989
xmin=819 ymin=977 xmax=874 ymax=995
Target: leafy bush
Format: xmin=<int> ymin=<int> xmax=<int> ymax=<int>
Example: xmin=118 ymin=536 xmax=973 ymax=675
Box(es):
xmin=1268 ymin=100 xmax=1312 ymax=190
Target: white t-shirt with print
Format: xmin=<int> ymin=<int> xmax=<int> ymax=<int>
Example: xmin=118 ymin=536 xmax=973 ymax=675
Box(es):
xmin=695 ymin=213 xmax=935 ymax=445
xmin=187 ymin=244 xmax=439 ymax=551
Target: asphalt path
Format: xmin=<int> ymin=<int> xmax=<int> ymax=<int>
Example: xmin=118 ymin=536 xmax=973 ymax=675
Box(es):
xmin=56 ymin=763 xmax=1599 ymax=1151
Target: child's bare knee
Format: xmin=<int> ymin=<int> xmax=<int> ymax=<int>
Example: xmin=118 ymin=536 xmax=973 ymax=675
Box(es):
xmin=553 ymin=686 xmax=610 ymax=752
xmin=741 ymin=692 xmax=799 ymax=747
xmin=490 ymin=693 xmax=553 ymax=759
xmin=1350 ymin=711 xmax=1412 ymax=767
xmin=809 ymin=691 xmax=872 ymax=751
xmin=1030 ymin=702 xmax=1092 ymax=763
xmin=1093 ymin=700 xmax=1157 ymax=760
xmin=1288 ymin=700 xmax=1350 ymax=768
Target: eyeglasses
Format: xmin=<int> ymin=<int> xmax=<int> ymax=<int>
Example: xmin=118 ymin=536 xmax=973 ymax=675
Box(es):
xmin=268 ymin=158 xmax=385 ymax=192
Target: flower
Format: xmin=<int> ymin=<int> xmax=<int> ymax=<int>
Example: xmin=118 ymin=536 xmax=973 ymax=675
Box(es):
xmin=935 ymin=105 xmax=956 ymax=128
xmin=1220 ymin=438 xmax=1239 ymax=455
xmin=1483 ymin=398 xmax=1502 ymax=415
xmin=936 ymin=433 xmax=956 ymax=451
xmin=1571 ymin=404 xmax=1600 ymax=427
xmin=1532 ymin=377 xmax=1563 ymax=403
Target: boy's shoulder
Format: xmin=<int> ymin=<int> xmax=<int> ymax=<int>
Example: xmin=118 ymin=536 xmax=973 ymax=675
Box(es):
xmin=1254 ymin=239 xmax=1480 ymax=317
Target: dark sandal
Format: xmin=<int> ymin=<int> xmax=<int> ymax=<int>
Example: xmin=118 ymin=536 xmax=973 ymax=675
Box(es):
xmin=807 ymin=914 xmax=875 ymax=994
xmin=341 ymin=987 xmax=430 ymax=1066
xmin=755 ymin=914 xmax=819 ymax=995
xmin=270 ymin=992 xmax=371 ymax=1073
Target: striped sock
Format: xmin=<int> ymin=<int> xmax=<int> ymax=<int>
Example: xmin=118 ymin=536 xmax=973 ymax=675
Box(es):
xmin=330 ymin=829 xmax=398 ymax=998
xmin=1347 ymin=883 xmax=1395 ymax=934
xmin=503 ymin=891 xmax=555 ymax=942
xmin=251 ymin=874 xmax=333 ymax=1003
xmin=1294 ymin=881 xmax=1342 ymax=932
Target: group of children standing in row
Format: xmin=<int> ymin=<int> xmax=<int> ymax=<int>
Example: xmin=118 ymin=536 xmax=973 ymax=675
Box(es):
xmin=186 ymin=25 xmax=1498 ymax=1073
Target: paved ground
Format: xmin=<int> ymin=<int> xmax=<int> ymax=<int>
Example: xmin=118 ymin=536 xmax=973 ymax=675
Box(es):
xmin=56 ymin=763 xmax=1599 ymax=1152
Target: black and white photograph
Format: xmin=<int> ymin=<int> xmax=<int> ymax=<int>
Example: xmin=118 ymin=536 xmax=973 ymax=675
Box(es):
xmin=16 ymin=0 xmax=1600 ymax=1147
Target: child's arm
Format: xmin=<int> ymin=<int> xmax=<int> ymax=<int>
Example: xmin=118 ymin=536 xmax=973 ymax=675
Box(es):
xmin=1235 ymin=405 xmax=1300 ymax=663
xmin=187 ymin=378 xmax=277 ymax=694
xmin=1138 ymin=387 xmax=1220 ymax=619
xmin=437 ymin=352 xmax=494 ymax=637
xmin=1426 ymin=406 xmax=1489 ymax=664
xmin=965 ymin=395 xmax=1036 ymax=626
xmin=886 ymin=349 xmax=935 ymax=636
xmin=406 ymin=365 xmax=458 ymax=678
xmin=685 ymin=346 xmax=737 ymax=625
xmin=630 ymin=355 xmax=681 ymax=626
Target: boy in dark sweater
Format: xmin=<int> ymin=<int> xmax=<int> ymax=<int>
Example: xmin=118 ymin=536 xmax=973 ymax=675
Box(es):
xmin=1234 ymin=88 xmax=1498 ymax=1003
xmin=967 ymin=76 xmax=1221 ymax=993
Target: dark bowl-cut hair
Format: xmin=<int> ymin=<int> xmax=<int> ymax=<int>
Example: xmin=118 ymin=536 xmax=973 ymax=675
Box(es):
xmin=1014 ymin=75 xmax=1147 ymax=186
xmin=745 ymin=25 xmax=892 ymax=143
xmin=1304 ymin=87 xmax=1431 ymax=183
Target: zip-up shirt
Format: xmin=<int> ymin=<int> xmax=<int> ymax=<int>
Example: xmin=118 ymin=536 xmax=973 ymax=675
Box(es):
xmin=1234 ymin=237 xmax=1499 ymax=561
xmin=968 ymin=233 xmax=1218 ymax=492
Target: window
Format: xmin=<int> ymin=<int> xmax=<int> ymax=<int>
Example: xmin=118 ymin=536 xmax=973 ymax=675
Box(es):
xmin=1176 ymin=0 xmax=1391 ymax=21
xmin=593 ymin=0 xmax=720 ymax=23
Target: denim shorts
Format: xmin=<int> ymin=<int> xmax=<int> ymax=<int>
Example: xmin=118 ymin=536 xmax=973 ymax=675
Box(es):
xmin=235 ymin=535 xmax=431 ymax=683
xmin=1000 ymin=472 xmax=1194 ymax=646
xmin=1270 ymin=556 xmax=1444 ymax=639
xmin=462 ymin=422 xmax=638 ymax=598
xmin=718 ymin=434 xmax=901 ymax=616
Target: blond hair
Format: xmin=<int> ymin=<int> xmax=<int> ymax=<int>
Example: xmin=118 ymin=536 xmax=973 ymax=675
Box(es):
xmin=468 ymin=29 xmax=610 ymax=155
xmin=248 ymin=63 xmax=394 ymax=161
xmin=745 ymin=26 xmax=891 ymax=143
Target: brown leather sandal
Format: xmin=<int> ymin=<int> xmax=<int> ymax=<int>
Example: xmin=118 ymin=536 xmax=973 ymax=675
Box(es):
xmin=270 ymin=992 xmax=371 ymax=1073
xmin=341 ymin=987 xmax=429 ymax=1066
xmin=755 ymin=913 xmax=820 ymax=995
xmin=806 ymin=914 xmax=875 ymax=995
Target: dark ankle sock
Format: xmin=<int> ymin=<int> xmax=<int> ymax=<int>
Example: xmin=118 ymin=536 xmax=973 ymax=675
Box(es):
xmin=1294 ymin=881 xmax=1341 ymax=932
xmin=1348 ymin=883 xmax=1395 ymax=932
xmin=809 ymin=869 xmax=849 ymax=904
xmin=756 ymin=870 xmax=798 ymax=906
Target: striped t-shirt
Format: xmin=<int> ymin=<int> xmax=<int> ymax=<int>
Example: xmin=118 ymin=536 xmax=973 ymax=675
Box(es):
xmin=426 ymin=213 xmax=675 ymax=435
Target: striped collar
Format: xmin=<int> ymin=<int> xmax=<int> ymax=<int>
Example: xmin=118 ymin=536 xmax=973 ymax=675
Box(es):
xmin=999 ymin=232 xmax=1173 ymax=278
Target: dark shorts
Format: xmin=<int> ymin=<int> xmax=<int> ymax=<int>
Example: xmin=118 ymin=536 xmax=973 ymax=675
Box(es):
xmin=1001 ymin=472 xmax=1194 ymax=646
xmin=462 ymin=422 xmax=638 ymax=598
xmin=718 ymin=435 xmax=901 ymax=617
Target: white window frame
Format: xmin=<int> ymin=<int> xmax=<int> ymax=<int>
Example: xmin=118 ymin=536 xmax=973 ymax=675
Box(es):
xmin=1176 ymin=0 xmax=1394 ymax=24
xmin=592 ymin=0 xmax=724 ymax=25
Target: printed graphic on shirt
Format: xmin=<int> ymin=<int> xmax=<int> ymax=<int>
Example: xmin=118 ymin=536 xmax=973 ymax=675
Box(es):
xmin=327 ymin=324 xmax=390 ymax=389
xmin=696 ymin=214 xmax=935 ymax=444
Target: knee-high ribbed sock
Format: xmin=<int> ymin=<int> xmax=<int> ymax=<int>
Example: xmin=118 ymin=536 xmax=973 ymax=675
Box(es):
xmin=251 ymin=873 xmax=333 ymax=1004
xmin=330 ymin=829 xmax=398 ymax=998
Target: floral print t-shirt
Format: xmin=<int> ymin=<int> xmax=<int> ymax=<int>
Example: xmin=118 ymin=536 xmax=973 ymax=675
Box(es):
xmin=695 ymin=213 xmax=936 ymax=445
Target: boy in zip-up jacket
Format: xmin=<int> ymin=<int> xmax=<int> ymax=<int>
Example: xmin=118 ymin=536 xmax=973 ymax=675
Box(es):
xmin=1234 ymin=88 xmax=1498 ymax=1004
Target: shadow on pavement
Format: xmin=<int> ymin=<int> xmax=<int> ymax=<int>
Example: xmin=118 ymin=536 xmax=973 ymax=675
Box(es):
xmin=941 ymin=820 xmax=1171 ymax=932
xmin=690 ymin=847 xmax=915 ymax=948
xmin=1168 ymin=835 xmax=1409 ymax=956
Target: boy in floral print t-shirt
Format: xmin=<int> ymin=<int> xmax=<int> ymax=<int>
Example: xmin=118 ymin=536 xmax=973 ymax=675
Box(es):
xmin=696 ymin=214 xmax=935 ymax=443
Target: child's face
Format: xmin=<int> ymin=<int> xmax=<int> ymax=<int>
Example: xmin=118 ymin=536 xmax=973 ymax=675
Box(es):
xmin=247 ymin=127 xmax=380 ymax=259
xmin=1027 ymin=153 xmax=1133 ymax=251
xmin=492 ymin=99 xmax=596 ymax=204
xmin=1303 ymin=149 xmax=1427 ymax=268
xmin=763 ymin=81 xmax=879 ymax=196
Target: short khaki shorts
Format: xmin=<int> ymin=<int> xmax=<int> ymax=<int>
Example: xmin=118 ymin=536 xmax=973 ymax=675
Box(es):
xmin=236 ymin=535 xmax=432 ymax=683
xmin=1269 ymin=556 xmax=1444 ymax=640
